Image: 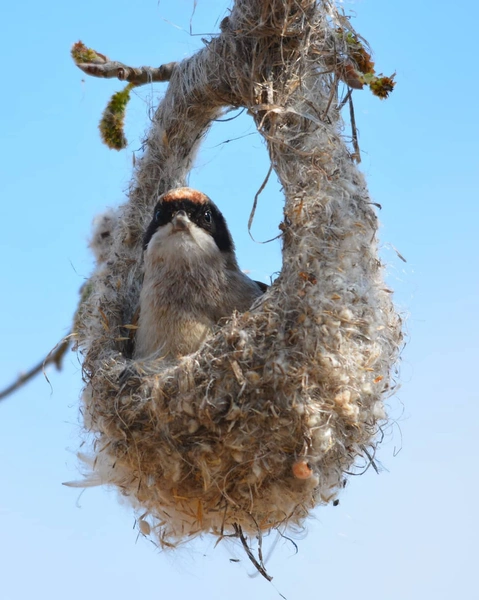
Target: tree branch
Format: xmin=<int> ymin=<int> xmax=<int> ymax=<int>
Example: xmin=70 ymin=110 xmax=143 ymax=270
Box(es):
xmin=71 ymin=40 xmax=177 ymax=86
xmin=78 ymin=60 xmax=178 ymax=86
xmin=0 ymin=337 xmax=71 ymax=402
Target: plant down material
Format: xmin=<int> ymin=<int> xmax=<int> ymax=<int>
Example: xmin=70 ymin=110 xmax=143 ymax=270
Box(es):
xmin=72 ymin=0 xmax=402 ymax=549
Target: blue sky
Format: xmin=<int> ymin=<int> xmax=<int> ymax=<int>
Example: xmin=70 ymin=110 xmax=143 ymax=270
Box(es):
xmin=0 ymin=1 xmax=478 ymax=599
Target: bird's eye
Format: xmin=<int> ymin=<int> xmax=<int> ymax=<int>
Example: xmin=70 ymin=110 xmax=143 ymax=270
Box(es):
xmin=154 ymin=209 xmax=162 ymax=223
xmin=204 ymin=210 xmax=212 ymax=223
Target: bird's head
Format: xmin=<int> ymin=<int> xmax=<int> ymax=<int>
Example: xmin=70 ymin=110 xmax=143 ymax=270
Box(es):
xmin=143 ymin=188 xmax=235 ymax=266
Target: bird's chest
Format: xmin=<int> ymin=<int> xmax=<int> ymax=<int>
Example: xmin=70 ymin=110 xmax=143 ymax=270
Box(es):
xmin=146 ymin=264 xmax=224 ymax=313
xmin=134 ymin=263 xmax=224 ymax=358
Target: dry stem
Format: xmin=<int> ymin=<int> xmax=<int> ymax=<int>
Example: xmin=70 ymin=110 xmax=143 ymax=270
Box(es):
xmin=0 ymin=337 xmax=71 ymax=402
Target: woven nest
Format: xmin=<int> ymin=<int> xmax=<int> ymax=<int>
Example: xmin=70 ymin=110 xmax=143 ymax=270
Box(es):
xmin=74 ymin=0 xmax=402 ymax=548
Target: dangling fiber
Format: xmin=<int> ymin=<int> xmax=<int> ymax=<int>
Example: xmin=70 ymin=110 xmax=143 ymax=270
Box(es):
xmin=74 ymin=0 xmax=402 ymax=546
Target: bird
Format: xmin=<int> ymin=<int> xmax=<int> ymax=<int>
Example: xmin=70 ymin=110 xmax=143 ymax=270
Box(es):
xmin=133 ymin=187 xmax=266 ymax=359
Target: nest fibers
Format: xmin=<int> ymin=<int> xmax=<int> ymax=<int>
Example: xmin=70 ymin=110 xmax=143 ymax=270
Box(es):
xmin=74 ymin=0 xmax=402 ymax=547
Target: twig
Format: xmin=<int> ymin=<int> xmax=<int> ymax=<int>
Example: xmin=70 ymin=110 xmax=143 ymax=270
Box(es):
xmin=0 ymin=336 xmax=71 ymax=402
xmin=71 ymin=41 xmax=177 ymax=86
xmin=77 ymin=60 xmax=178 ymax=86
xmin=336 ymin=87 xmax=352 ymax=112
xmin=360 ymin=445 xmax=379 ymax=474
xmin=248 ymin=163 xmax=273 ymax=239
xmin=348 ymin=92 xmax=361 ymax=163
xmin=233 ymin=523 xmax=272 ymax=582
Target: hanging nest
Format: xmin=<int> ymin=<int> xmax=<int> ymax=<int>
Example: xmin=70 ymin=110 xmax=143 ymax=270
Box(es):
xmin=74 ymin=0 xmax=402 ymax=548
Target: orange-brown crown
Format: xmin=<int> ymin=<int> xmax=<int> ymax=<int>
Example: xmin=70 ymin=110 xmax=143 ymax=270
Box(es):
xmin=160 ymin=187 xmax=209 ymax=205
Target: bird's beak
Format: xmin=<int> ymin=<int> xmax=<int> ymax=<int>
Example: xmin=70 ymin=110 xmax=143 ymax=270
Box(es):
xmin=171 ymin=210 xmax=190 ymax=233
